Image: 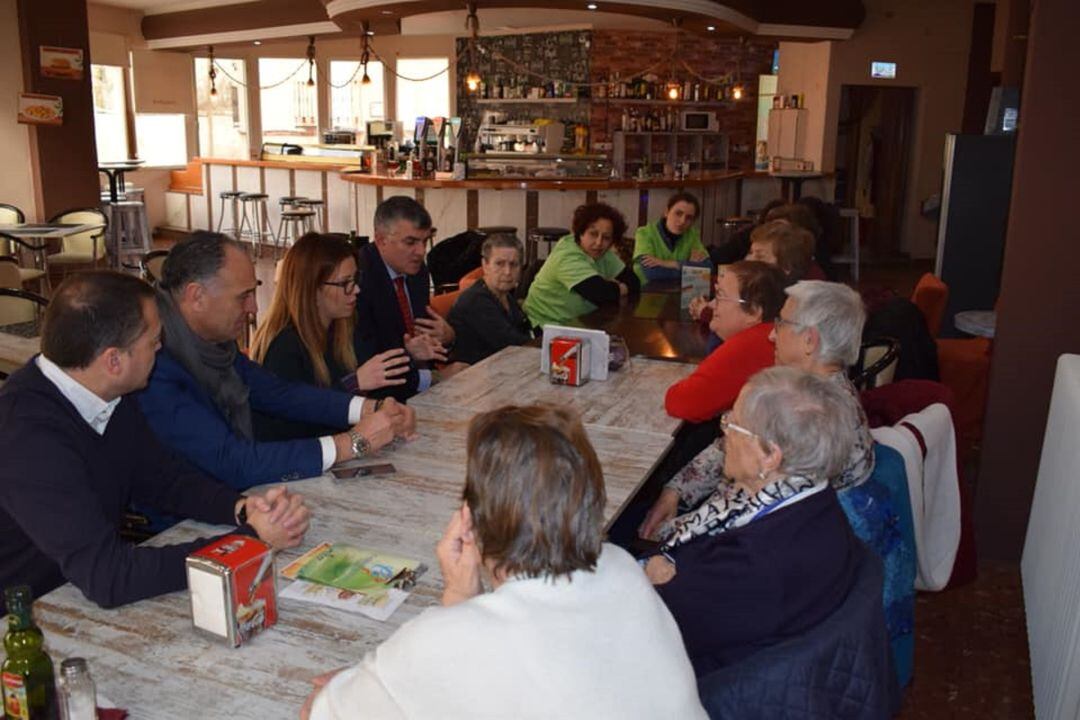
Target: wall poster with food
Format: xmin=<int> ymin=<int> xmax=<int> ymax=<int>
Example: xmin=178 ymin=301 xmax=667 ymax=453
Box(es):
xmin=17 ymin=93 xmax=63 ymax=126
xmin=39 ymin=46 xmax=84 ymax=79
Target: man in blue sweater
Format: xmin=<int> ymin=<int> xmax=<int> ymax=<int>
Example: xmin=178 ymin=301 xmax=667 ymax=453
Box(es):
xmin=0 ymin=271 xmax=310 ymax=612
xmin=137 ymin=232 xmax=416 ymax=491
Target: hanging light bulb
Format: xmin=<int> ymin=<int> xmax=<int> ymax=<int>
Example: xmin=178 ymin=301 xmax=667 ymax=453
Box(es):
xmin=732 ymin=85 xmax=744 ymax=100
xmin=306 ymin=35 xmax=316 ymax=87
xmin=665 ymin=81 xmax=680 ymax=101
xmin=361 ymin=64 xmax=372 ymax=85
xmin=208 ymin=45 xmax=218 ymax=96
xmin=464 ymin=4 xmax=482 ymax=94
xmin=466 ymin=72 xmax=481 ymax=93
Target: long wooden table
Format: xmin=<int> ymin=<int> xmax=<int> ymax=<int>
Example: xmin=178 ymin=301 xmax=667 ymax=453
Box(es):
xmin=31 ymin=347 xmax=693 ymax=718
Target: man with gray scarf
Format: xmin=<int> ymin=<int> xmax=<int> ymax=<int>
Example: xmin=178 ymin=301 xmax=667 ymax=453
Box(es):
xmin=137 ymin=232 xmax=415 ymax=492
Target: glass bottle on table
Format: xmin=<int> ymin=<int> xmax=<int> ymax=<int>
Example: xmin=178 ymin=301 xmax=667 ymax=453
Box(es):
xmin=2 ymin=586 xmax=58 ymax=720
xmin=57 ymin=659 xmax=96 ymax=720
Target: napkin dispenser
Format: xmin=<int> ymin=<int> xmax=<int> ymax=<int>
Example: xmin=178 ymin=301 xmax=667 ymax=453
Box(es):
xmin=187 ymin=535 xmax=277 ymax=647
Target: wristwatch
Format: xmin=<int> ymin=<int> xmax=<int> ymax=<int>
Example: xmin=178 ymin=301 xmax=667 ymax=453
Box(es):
xmin=348 ymin=428 xmax=371 ymax=459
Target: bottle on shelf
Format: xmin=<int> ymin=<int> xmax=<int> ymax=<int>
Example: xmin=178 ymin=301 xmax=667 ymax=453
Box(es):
xmin=2 ymin=586 xmax=58 ymax=720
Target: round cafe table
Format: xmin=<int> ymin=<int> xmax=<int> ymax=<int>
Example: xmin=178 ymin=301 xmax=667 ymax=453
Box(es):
xmin=954 ymin=310 xmax=996 ymax=338
xmin=98 ymin=160 xmax=145 ymax=204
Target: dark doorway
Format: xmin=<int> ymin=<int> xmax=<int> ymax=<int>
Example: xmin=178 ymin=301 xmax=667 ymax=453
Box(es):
xmin=834 ymin=85 xmax=917 ymax=260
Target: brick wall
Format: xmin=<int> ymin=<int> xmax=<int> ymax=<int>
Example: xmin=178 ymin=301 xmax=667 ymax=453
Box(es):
xmin=589 ymin=31 xmax=776 ymax=169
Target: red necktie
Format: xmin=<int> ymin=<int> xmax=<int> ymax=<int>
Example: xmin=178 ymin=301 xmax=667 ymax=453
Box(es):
xmin=393 ymin=276 xmax=415 ymax=336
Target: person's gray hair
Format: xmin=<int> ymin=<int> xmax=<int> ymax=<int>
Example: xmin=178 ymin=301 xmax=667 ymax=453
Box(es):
xmin=159 ymin=231 xmax=244 ymax=294
xmin=373 ymin=196 xmax=432 ymax=235
xmin=738 ymin=367 xmax=860 ymax=482
xmin=481 ymin=233 xmax=523 ymax=261
xmin=784 ymin=280 xmax=866 ymax=367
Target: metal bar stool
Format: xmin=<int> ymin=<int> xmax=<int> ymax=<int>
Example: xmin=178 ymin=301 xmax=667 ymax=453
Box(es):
xmin=237 ymin=193 xmax=276 ymax=258
xmin=296 ymin=198 xmax=325 ymax=232
xmin=110 ymin=200 xmax=152 ymax=267
xmin=275 ymin=208 xmax=317 ymax=256
xmin=216 ymin=191 xmax=244 ymax=239
xmin=525 ymin=226 xmax=568 ymax=265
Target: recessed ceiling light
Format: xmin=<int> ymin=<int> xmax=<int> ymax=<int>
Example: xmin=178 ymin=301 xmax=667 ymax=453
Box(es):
xmin=366 ymin=30 xmax=375 ymax=36
xmin=253 ymin=40 xmax=262 ymax=45
xmin=380 ymin=9 xmax=393 ymax=14
xmin=706 ymin=25 xmax=715 ymax=31
xmin=586 ymin=3 xmax=598 ymax=9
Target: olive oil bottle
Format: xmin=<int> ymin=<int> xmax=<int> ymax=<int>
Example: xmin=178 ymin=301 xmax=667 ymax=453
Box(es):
xmin=2 ymin=586 xmax=57 ymax=720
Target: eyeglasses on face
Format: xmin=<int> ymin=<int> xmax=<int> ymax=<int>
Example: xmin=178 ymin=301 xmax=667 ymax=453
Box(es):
xmin=322 ymin=274 xmax=361 ymax=294
xmin=719 ymin=410 xmax=760 ymax=441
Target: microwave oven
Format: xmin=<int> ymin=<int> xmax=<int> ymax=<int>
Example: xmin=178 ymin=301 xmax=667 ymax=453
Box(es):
xmin=680 ymin=111 xmax=719 ymax=132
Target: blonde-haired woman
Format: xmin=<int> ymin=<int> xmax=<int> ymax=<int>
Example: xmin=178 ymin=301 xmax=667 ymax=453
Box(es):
xmin=250 ymin=233 xmax=410 ymax=439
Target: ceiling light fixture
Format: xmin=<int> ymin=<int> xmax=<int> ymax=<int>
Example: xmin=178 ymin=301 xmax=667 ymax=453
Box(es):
xmin=253 ymin=40 xmax=262 ymax=46
xmin=464 ymin=2 xmax=483 ymax=94
xmin=586 ymin=3 xmax=598 ymax=9
xmin=306 ymin=36 xmax=316 ymax=86
xmin=706 ymin=25 xmax=715 ymax=31
xmin=360 ymin=25 xmax=373 ymax=85
xmin=380 ymin=9 xmax=393 ymax=14
xmin=207 ymin=45 xmax=217 ymax=95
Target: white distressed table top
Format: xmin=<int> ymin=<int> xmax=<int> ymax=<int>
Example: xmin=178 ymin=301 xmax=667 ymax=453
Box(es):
xmin=409 ymin=346 xmax=693 ymax=438
xmin=32 ymin=367 xmax=678 ymax=719
xmin=0 ymin=331 xmax=38 ymax=373
xmin=0 ymin=223 xmax=102 ymax=239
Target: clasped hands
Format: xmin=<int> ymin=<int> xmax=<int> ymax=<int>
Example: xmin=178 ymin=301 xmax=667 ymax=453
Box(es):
xmin=236 ymin=486 xmax=310 ymax=550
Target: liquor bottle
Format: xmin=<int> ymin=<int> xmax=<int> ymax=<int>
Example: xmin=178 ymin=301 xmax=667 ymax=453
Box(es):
xmin=2 ymin=586 xmax=57 ymax=720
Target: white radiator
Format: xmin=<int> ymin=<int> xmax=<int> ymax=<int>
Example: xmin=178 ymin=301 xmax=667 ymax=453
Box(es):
xmin=1022 ymin=354 xmax=1080 ymax=720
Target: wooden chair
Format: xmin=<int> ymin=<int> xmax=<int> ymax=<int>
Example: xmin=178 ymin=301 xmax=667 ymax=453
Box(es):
xmin=0 ymin=287 xmax=48 ymax=335
xmin=0 ymin=233 xmax=48 ymax=294
xmin=850 ymin=336 xmax=901 ymax=390
xmin=46 ymin=207 xmax=109 ymax=274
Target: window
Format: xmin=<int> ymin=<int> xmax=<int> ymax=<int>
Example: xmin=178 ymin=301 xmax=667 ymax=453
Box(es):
xmin=259 ymin=58 xmax=319 ymax=146
xmin=329 ymin=60 xmax=385 ymax=140
xmin=91 ymin=65 xmax=128 ymax=162
xmin=134 ymin=114 xmax=187 ymax=167
xmin=195 ymin=57 xmax=250 ymax=159
xmin=395 ymin=58 xmax=450 ymax=136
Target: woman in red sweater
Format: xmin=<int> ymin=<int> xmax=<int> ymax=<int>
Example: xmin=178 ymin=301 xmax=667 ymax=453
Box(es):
xmin=664 ymin=261 xmax=787 ymax=423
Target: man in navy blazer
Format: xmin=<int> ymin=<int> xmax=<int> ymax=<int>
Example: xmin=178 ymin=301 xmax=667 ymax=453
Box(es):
xmin=138 ymin=232 xmax=415 ymax=491
xmin=354 ymin=197 xmax=465 ymax=401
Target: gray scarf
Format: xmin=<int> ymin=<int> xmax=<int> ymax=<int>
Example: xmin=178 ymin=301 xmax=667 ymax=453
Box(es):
xmin=156 ymin=289 xmax=253 ymax=439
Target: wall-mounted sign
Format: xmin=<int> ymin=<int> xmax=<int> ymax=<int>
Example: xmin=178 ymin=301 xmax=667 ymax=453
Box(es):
xmin=40 ymin=46 xmax=84 ymax=80
xmin=871 ymin=61 xmax=897 ymax=79
xmin=17 ymin=93 xmax=63 ymax=126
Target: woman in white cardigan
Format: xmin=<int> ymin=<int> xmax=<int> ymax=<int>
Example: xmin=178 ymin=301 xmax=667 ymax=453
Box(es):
xmin=302 ymin=404 xmax=707 ymax=720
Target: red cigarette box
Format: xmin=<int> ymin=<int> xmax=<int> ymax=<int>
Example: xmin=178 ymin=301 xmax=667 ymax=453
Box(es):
xmin=550 ymin=336 xmax=591 ymax=386
xmin=186 ymin=534 xmax=277 ymax=647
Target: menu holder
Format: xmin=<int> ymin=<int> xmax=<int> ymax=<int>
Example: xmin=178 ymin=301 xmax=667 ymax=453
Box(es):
xmin=680 ymin=265 xmax=711 ymax=309
xmin=539 ymin=325 xmax=610 ymax=381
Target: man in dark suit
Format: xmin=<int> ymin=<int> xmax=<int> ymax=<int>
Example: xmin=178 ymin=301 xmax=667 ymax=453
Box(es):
xmin=355 ymin=197 xmax=466 ymax=400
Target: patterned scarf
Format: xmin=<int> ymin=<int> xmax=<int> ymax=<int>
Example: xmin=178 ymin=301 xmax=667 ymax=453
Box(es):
xmin=661 ymin=472 xmax=827 ymax=551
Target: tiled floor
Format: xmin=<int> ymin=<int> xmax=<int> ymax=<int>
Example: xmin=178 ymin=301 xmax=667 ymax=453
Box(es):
xmin=899 ymin=564 xmax=1033 ymax=718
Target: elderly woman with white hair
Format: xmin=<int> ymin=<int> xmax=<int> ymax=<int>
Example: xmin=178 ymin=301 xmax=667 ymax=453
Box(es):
xmin=640 ymin=280 xmax=874 ymax=544
xmin=645 ymin=367 xmax=864 ymax=676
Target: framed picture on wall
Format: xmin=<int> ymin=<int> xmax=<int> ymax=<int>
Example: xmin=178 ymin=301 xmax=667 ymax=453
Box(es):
xmin=17 ymin=93 xmax=63 ymax=126
xmin=40 ymin=46 xmax=84 ymax=80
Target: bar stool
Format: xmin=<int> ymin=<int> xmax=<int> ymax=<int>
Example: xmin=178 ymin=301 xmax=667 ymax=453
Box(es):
xmin=474 ymin=225 xmax=518 ymax=238
xmin=278 ymin=196 xmax=308 ymax=211
xmin=110 ymin=200 xmax=152 ymax=266
xmin=296 ymin=198 xmax=325 ymax=231
xmin=237 ymin=193 xmax=276 ymax=258
xmin=525 ymin=226 xmax=568 ymax=264
xmin=216 ymin=191 xmax=244 ymax=239
xmin=275 ymin=208 xmax=316 ymax=256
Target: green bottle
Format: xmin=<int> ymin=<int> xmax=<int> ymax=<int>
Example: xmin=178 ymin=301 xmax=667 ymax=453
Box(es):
xmin=2 ymin=586 xmax=57 ymax=720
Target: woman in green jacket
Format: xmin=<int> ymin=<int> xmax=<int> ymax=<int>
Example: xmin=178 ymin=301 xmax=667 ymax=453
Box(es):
xmin=632 ymin=192 xmax=711 ymax=284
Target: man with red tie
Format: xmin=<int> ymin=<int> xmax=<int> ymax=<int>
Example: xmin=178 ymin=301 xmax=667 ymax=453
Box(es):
xmin=354 ymin=197 xmax=465 ymax=400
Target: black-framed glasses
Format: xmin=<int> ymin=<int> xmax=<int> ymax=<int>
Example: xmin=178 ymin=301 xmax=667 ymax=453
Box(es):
xmin=322 ymin=274 xmax=361 ymax=294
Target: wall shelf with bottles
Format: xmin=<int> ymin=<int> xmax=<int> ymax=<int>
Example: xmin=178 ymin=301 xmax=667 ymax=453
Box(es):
xmin=475 ymin=98 xmax=579 ymax=104
xmin=611 ymin=130 xmax=729 ymax=179
xmin=599 ymin=99 xmax=734 ymax=108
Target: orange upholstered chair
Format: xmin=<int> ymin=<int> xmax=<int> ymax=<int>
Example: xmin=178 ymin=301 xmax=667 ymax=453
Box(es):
xmin=458 ymin=266 xmax=483 ymax=290
xmin=430 ymin=288 xmax=461 ymax=318
xmin=910 ymin=274 xmax=992 ymax=457
xmin=911 ymin=273 xmax=948 ymax=338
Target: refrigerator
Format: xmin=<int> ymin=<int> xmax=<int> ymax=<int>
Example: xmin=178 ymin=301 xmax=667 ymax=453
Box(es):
xmin=934 ymin=133 xmax=1016 ymax=337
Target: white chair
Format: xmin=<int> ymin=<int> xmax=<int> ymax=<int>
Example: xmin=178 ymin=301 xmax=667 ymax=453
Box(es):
xmin=46 ymin=207 xmax=109 ymax=273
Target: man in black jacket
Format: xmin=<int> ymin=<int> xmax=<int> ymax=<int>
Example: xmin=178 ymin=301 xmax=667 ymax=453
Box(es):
xmin=354 ymin=197 xmax=466 ymax=400
xmin=0 ymin=271 xmax=309 ymax=612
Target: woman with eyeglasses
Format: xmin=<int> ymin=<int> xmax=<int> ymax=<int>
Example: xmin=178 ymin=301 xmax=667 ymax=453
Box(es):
xmin=663 ymin=260 xmax=787 ymax=424
xmin=645 ymin=367 xmax=864 ymax=677
xmin=250 ymin=233 xmax=411 ymax=440
xmin=642 ymin=279 xmax=873 ymax=542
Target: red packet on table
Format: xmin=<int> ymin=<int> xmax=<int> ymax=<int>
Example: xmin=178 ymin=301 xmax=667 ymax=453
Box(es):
xmin=549 ymin=336 xmax=591 ymax=386
xmin=186 ymin=535 xmax=277 ymax=647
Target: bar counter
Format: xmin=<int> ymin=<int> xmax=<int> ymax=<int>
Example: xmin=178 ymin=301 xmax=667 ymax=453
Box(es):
xmin=189 ymin=157 xmax=825 ymax=244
